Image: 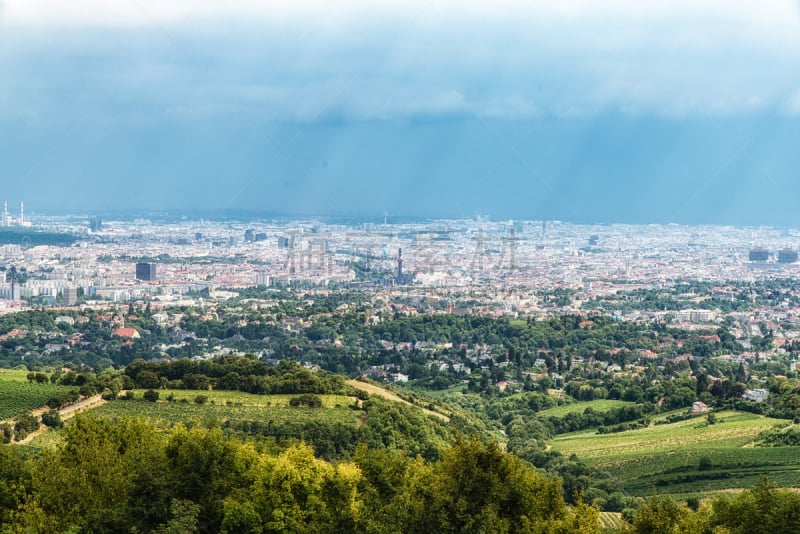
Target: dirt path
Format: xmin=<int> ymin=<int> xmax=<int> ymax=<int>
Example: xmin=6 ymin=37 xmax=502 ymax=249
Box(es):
xmin=347 ymin=380 xmax=449 ymax=422
xmin=11 ymin=394 xmax=107 ymax=445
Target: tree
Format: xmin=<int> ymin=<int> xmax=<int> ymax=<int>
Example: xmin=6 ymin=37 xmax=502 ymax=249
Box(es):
xmin=13 ymin=414 xmax=40 ymax=441
xmin=12 ymin=416 xmax=173 ymax=532
xmin=144 ymin=390 xmax=160 ymax=403
xmin=633 ymin=495 xmax=694 ymax=534
xmin=0 ymin=423 xmax=12 ymax=444
xmin=41 ymin=410 xmax=63 ymax=429
xmin=416 ymin=436 xmax=571 ymax=533
xmin=165 ymin=426 xmax=255 ymax=532
xmin=136 ymin=370 xmax=161 ymax=389
xmin=153 ymin=499 xmax=201 ymax=534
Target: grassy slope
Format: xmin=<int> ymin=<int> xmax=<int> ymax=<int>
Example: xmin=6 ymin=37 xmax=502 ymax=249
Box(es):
xmin=91 ymin=390 xmax=361 ymax=430
xmin=0 ymin=369 xmax=74 ymax=420
xmin=551 ymin=410 xmax=800 ymax=497
xmin=347 ymin=380 xmax=450 ymax=421
xmin=538 ymin=399 xmax=636 ymax=418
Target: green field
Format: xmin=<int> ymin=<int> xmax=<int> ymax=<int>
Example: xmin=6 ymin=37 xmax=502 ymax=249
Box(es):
xmin=538 ymin=399 xmax=636 ymax=418
xmin=0 ymin=370 xmax=74 ymax=420
xmin=92 ymin=390 xmax=361 ymax=430
xmin=128 ymin=389 xmax=356 ymax=408
xmin=421 ymin=383 xmax=468 ymax=399
xmin=551 ymin=410 xmax=800 ymax=497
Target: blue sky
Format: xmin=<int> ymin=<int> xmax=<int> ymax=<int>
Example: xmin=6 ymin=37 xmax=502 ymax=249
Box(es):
xmin=1 ymin=0 xmax=800 ymax=223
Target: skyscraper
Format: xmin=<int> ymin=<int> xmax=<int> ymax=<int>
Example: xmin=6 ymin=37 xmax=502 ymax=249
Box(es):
xmin=63 ymin=287 xmax=79 ymax=306
xmin=135 ymin=263 xmax=157 ymax=281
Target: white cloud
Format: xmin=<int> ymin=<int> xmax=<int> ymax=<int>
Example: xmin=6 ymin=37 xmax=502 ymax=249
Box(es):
xmin=5 ymin=0 xmax=800 ymax=31
xmin=2 ymin=0 xmax=800 ymax=120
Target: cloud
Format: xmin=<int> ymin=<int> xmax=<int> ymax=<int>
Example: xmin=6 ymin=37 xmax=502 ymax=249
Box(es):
xmin=1 ymin=0 xmax=800 ymax=121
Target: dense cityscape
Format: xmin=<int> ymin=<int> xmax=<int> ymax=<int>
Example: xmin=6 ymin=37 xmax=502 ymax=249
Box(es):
xmin=4 ymin=207 xmax=800 ymax=530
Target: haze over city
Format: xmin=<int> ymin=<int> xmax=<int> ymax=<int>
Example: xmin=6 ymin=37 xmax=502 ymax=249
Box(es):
xmin=2 ymin=0 xmax=800 ymax=224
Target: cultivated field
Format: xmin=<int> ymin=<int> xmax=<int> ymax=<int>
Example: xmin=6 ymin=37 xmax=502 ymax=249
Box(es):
xmin=91 ymin=390 xmax=362 ymax=430
xmin=128 ymin=388 xmax=356 ymax=408
xmin=551 ymin=410 xmax=800 ymax=496
xmin=0 ymin=370 xmax=74 ymax=421
xmin=538 ymin=399 xmax=636 ymax=418
xmin=598 ymin=512 xmax=627 ymax=531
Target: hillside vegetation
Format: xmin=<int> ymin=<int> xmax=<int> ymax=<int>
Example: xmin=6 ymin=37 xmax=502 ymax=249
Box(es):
xmin=551 ymin=410 xmax=800 ymax=497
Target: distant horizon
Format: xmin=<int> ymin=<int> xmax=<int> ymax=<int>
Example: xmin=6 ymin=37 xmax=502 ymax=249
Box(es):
xmin=13 ymin=206 xmax=800 ymax=230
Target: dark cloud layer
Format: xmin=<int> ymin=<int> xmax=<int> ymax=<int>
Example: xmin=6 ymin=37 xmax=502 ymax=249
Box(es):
xmin=1 ymin=1 xmax=800 ymax=223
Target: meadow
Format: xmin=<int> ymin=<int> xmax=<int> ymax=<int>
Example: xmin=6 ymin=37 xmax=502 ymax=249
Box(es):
xmin=551 ymin=410 xmax=800 ymax=497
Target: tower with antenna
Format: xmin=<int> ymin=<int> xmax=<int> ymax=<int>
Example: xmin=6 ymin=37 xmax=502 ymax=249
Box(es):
xmin=19 ymin=201 xmax=24 ymax=226
xmin=1 ymin=201 xmax=7 ymax=227
xmin=498 ymin=226 xmax=517 ymax=271
xmin=396 ymin=248 xmax=404 ymax=284
xmin=283 ymin=232 xmax=298 ymax=274
xmin=470 ymin=228 xmax=489 ymax=278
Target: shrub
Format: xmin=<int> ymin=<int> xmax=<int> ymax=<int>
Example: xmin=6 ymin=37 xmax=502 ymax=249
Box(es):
xmin=1 ymin=423 xmax=12 ymax=444
xmin=699 ymin=456 xmax=713 ymax=471
xmin=14 ymin=413 xmax=40 ymax=441
xmin=42 ymin=409 xmax=63 ymax=428
xmin=289 ymin=394 xmax=323 ymax=408
xmin=143 ymin=390 xmax=160 ymax=403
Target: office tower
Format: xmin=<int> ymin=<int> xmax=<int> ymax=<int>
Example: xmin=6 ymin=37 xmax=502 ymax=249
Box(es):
xmin=748 ymin=248 xmax=769 ymax=262
xmin=63 ymin=287 xmax=79 ymax=305
xmin=135 ymin=262 xmax=157 ymax=281
xmin=778 ymin=248 xmax=798 ymax=263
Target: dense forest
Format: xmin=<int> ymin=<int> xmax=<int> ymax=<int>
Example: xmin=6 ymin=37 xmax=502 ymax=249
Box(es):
xmin=1 ymin=416 xmax=799 ymax=533
xmin=0 ymin=417 xmax=599 ymax=533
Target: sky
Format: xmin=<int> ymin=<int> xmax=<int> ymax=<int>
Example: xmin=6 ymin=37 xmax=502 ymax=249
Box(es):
xmin=1 ymin=0 xmax=800 ymax=224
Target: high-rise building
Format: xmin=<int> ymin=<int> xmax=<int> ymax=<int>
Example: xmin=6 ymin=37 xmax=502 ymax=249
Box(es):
xmin=89 ymin=217 xmax=103 ymax=232
xmin=63 ymin=287 xmax=79 ymax=306
xmin=778 ymin=248 xmax=798 ymax=263
xmin=749 ymin=248 xmax=769 ymax=262
xmin=11 ymin=282 xmax=21 ymax=301
xmin=244 ymin=229 xmax=255 ymax=242
xmin=135 ymin=262 xmax=157 ymax=281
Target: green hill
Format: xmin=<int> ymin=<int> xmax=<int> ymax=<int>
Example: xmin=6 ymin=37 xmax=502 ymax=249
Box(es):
xmin=550 ymin=410 xmax=800 ymax=497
